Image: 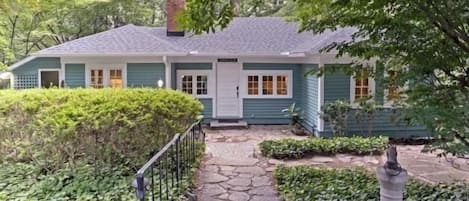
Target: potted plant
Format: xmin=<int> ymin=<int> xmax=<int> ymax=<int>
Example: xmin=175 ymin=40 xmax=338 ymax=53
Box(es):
xmin=282 ymin=103 xmax=306 ymax=135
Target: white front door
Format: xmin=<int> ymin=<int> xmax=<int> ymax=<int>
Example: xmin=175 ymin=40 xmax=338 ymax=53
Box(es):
xmin=216 ymin=62 xmax=241 ymax=118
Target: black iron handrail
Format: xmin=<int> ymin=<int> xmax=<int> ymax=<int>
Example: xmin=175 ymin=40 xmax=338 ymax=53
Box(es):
xmin=133 ymin=119 xmax=205 ymax=201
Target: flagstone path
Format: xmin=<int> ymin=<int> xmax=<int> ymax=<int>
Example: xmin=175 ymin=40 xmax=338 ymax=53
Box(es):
xmin=195 ymin=125 xmax=469 ymax=201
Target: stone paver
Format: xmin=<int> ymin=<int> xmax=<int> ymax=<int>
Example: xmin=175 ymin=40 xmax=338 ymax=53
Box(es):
xmin=196 ymin=125 xmax=295 ymax=201
xmin=197 ymin=125 xmax=469 ymax=201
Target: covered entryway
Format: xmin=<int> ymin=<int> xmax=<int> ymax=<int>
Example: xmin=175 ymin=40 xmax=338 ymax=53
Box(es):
xmin=39 ymin=70 xmax=60 ymax=88
xmin=216 ymin=62 xmax=242 ymax=118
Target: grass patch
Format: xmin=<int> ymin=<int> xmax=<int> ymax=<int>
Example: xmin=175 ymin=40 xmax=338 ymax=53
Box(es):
xmin=274 ymin=165 xmax=469 ymax=201
xmin=260 ymin=136 xmax=388 ymax=159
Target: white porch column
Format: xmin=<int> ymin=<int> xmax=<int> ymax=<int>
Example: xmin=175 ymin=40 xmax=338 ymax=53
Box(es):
xmin=163 ymin=56 xmax=171 ymax=88
xmin=317 ymin=57 xmax=325 ymax=134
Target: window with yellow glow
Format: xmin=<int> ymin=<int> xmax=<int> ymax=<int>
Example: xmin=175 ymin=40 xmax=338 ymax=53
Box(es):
xmin=90 ymin=69 xmax=103 ymax=88
xmin=248 ymin=75 xmax=259 ymax=95
xmin=109 ymin=69 xmax=123 ymax=88
xmin=276 ymin=75 xmax=288 ymax=95
xmin=262 ymin=75 xmax=273 ymax=95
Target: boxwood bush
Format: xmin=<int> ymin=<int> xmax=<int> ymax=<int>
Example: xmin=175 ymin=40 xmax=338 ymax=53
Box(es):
xmin=259 ymin=136 xmax=388 ymax=159
xmin=275 ymin=165 xmax=469 ymax=201
xmin=0 ymin=88 xmax=203 ymax=170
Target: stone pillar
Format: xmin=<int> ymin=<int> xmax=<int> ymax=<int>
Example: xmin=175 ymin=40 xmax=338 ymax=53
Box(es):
xmin=376 ymin=166 xmax=408 ymax=201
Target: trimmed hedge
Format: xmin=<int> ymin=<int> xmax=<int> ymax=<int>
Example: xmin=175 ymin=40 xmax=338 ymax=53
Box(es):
xmin=259 ymin=136 xmax=388 ymax=159
xmin=0 ymin=88 xmax=203 ymax=170
xmin=275 ymin=165 xmax=469 ymax=201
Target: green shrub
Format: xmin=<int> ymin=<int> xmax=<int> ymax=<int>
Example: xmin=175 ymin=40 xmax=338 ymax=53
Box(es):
xmin=259 ymin=136 xmax=388 ymax=159
xmin=274 ymin=165 xmax=469 ymax=201
xmin=0 ymin=88 xmax=203 ymax=170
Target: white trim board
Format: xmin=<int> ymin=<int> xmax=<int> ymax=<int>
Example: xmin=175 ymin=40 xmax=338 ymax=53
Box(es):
xmin=37 ymin=69 xmax=62 ymax=88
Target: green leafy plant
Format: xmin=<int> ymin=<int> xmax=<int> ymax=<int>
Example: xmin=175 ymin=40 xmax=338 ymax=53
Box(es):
xmin=274 ymin=165 xmax=469 ymax=201
xmin=0 ymin=88 xmax=203 ymax=170
xmin=282 ymin=103 xmax=306 ymax=135
xmin=354 ymin=98 xmax=382 ymax=137
xmin=282 ymin=102 xmax=304 ymax=126
xmin=259 ymin=136 xmax=388 ymax=159
xmin=320 ymin=100 xmax=351 ymax=136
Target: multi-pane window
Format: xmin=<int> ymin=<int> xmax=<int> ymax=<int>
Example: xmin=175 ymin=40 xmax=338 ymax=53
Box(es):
xmin=110 ymin=69 xmax=123 ymax=88
xmin=277 ymin=75 xmax=288 ymax=95
xmin=196 ymin=75 xmax=208 ymax=95
xmin=262 ymin=75 xmax=273 ymax=95
xmin=182 ymin=75 xmax=193 ymax=94
xmin=90 ymin=69 xmax=103 ymax=88
xmin=386 ymin=70 xmax=401 ymax=102
xmin=178 ymin=71 xmax=211 ymax=97
xmin=248 ymin=76 xmax=259 ymax=95
xmin=354 ymin=77 xmax=369 ymax=100
xmin=246 ymin=71 xmax=291 ymax=98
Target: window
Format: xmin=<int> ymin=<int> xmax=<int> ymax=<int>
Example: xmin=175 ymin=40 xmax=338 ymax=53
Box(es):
xmin=248 ymin=76 xmax=259 ymax=95
xmin=182 ymin=75 xmax=193 ymax=94
xmin=196 ymin=75 xmax=208 ymax=95
xmin=354 ymin=77 xmax=369 ymax=100
xmin=90 ymin=69 xmax=103 ymax=88
xmin=350 ymin=71 xmax=375 ymax=104
xmin=384 ymin=70 xmax=404 ymax=106
xmin=244 ymin=70 xmax=293 ymax=98
xmin=110 ymin=69 xmax=123 ymax=88
xmin=277 ymin=75 xmax=288 ymax=95
xmin=177 ymin=70 xmax=212 ymax=97
xmin=262 ymin=76 xmax=273 ymax=95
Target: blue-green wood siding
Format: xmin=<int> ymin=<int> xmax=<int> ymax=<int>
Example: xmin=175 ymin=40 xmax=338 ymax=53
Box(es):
xmin=65 ymin=64 xmax=85 ymax=88
xmin=12 ymin=57 xmax=61 ymax=75
xmin=12 ymin=57 xmax=61 ymax=89
xmin=170 ymin=63 xmax=212 ymax=89
xmin=242 ymin=63 xmax=302 ymax=124
xmin=199 ymin=98 xmax=213 ymax=119
xmin=127 ymin=63 xmax=165 ymax=87
xmin=300 ymin=64 xmax=319 ymax=132
xmin=322 ymin=67 xmax=429 ymax=137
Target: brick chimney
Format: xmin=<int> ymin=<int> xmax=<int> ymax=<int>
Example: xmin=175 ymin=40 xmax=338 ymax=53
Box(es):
xmin=166 ymin=0 xmax=185 ymax=36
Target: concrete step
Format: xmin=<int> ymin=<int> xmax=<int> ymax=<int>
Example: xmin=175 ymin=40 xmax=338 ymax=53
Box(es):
xmin=210 ymin=119 xmax=248 ymax=129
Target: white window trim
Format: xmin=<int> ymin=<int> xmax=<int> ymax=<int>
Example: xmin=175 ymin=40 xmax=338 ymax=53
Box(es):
xmin=85 ymin=65 xmax=127 ymax=88
xmin=176 ymin=70 xmax=214 ymax=98
xmin=241 ymin=70 xmax=293 ymax=99
xmin=350 ymin=76 xmax=375 ymax=107
xmin=38 ymin=69 xmax=62 ymax=88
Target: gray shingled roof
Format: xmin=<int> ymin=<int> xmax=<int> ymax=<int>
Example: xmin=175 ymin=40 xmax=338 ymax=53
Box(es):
xmin=37 ymin=17 xmax=355 ymax=56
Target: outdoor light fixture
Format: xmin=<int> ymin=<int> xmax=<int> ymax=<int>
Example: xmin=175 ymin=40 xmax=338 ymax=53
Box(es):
xmin=157 ymin=79 xmax=164 ymax=88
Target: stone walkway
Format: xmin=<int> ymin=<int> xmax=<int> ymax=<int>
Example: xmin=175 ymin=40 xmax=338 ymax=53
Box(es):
xmin=195 ymin=126 xmax=298 ymax=201
xmin=196 ymin=126 xmax=469 ymax=201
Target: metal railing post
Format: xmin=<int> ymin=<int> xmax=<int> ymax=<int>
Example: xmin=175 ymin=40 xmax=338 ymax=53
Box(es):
xmin=175 ymin=134 xmax=181 ymax=190
xmin=136 ymin=173 xmax=145 ymax=201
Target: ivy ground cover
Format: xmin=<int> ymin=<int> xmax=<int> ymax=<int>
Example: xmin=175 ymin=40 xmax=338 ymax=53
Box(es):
xmin=274 ymin=165 xmax=469 ymax=201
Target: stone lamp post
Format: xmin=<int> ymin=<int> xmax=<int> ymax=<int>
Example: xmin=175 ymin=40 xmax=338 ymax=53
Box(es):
xmin=376 ymin=145 xmax=408 ymax=201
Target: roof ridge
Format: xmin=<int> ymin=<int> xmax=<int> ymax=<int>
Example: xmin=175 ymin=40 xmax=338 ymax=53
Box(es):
xmin=132 ymin=25 xmax=186 ymax=52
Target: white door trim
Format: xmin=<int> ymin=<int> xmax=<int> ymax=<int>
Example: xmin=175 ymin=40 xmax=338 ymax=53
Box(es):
xmin=37 ymin=69 xmax=62 ymax=88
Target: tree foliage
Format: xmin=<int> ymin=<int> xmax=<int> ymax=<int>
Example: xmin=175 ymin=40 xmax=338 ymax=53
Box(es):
xmin=0 ymin=0 xmax=167 ymax=69
xmin=180 ymin=0 xmax=469 ymax=156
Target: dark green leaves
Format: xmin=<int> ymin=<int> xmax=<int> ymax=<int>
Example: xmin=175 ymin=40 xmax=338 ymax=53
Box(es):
xmin=274 ymin=165 xmax=469 ymax=201
xmin=259 ymin=136 xmax=388 ymax=159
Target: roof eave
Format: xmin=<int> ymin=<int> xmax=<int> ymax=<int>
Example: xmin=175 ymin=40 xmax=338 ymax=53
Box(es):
xmin=33 ymin=52 xmax=189 ymax=57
